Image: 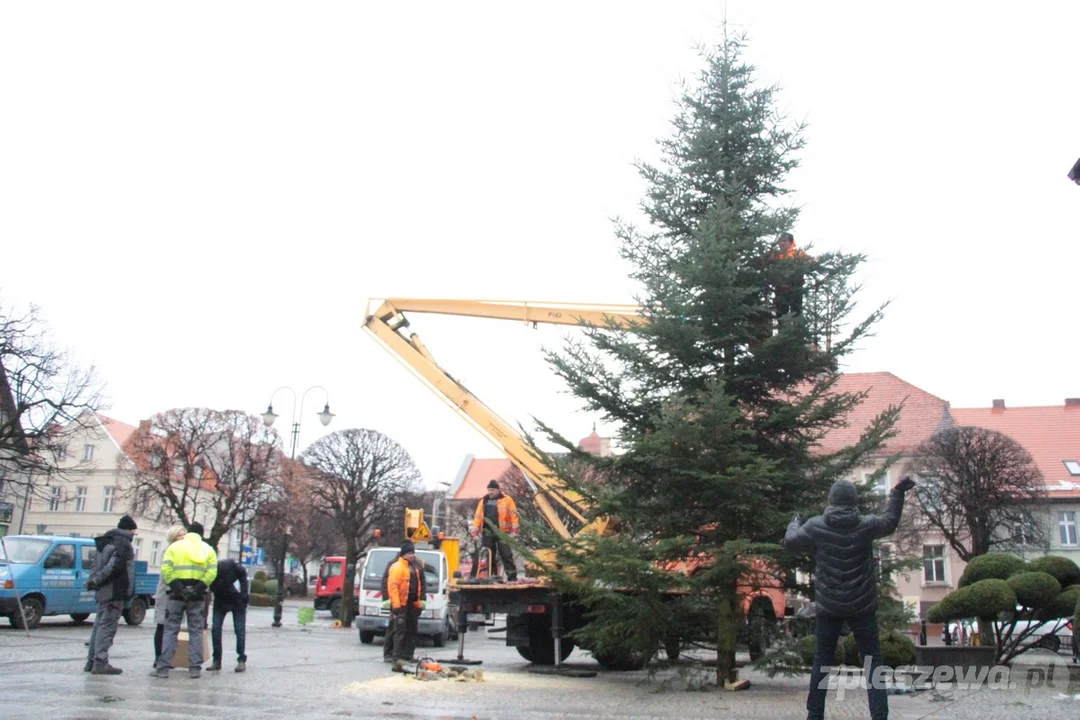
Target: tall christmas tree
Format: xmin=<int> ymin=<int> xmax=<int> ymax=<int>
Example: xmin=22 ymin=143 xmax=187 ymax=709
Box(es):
xmin=534 ymin=30 xmax=897 ymax=685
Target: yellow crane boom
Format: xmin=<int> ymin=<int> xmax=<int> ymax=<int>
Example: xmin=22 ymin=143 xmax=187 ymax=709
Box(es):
xmin=363 ymin=298 xmax=641 ymax=539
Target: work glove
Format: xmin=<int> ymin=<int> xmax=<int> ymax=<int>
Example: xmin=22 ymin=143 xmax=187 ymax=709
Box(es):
xmin=419 ymin=601 xmax=427 ymax=610
xmin=168 ymin=580 xmax=186 ymax=597
xmin=895 ymin=477 xmax=917 ymax=493
xmin=86 ymin=578 xmax=100 ymax=591
xmin=381 ymin=600 xmax=390 ymax=611
xmin=181 ymin=586 xmax=198 ymax=603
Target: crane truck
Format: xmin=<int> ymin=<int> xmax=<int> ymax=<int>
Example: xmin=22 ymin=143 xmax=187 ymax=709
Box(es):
xmin=363 ymin=298 xmax=785 ymax=671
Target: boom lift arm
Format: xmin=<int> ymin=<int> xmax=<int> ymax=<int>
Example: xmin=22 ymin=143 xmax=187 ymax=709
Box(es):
xmin=363 ymin=298 xmax=641 ymax=539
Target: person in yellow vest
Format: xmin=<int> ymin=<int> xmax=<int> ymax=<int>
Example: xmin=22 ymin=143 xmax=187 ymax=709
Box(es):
xmin=387 ymin=541 xmax=425 ymax=670
xmin=471 ymin=479 xmax=520 ymax=582
xmin=151 ymin=522 xmax=218 ymax=679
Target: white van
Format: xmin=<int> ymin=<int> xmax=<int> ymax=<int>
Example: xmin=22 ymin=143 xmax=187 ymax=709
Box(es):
xmin=355 ymin=546 xmax=455 ymax=647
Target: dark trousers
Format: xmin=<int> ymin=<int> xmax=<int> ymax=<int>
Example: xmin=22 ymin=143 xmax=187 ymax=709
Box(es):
xmin=212 ymin=603 xmax=247 ymax=663
xmin=154 ymin=622 xmax=165 ymax=660
xmin=391 ymin=607 xmax=419 ymax=662
xmin=482 ymin=534 xmax=516 ymax=580
xmin=87 ymin=600 xmax=123 ymax=666
xmin=807 ymin=612 xmax=887 ymax=720
xmin=775 ymin=283 xmax=804 ymax=318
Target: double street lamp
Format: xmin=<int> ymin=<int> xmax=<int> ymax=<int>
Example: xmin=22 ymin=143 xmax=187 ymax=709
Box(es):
xmin=261 ymin=386 xmax=334 ymax=628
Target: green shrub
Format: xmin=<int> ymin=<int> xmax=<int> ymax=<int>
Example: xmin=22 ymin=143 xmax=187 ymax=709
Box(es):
xmin=247 ymin=593 xmax=274 ymax=607
xmin=796 ymin=634 xmax=844 ymax=667
xmin=1007 ymin=572 xmax=1061 ymax=609
xmin=880 ymin=630 xmax=916 ymax=668
xmin=797 ymin=630 xmax=915 ymax=669
xmin=927 ymin=579 xmax=1017 ymax=623
xmin=264 ymin=579 xmax=278 ymax=597
xmin=250 ymin=579 xmax=267 ymax=595
xmin=1034 ymin=584 xmax=1080 ymax=622
xmin=254 ymin=570 xmax=268 ymax=582
xmin=958 ymin=554 xmax=1026 ymax=587
xmin=1026 ymin=556 xmax=1080 ymax=588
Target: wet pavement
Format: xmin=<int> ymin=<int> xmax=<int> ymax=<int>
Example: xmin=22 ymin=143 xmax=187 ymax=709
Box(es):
xmin=3 ymin=599 xmax=1080 ymax=718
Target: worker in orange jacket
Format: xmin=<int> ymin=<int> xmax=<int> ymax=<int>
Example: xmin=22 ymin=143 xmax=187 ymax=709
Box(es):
xmin=773 ymin=232 xmax=808 ymax=319
xmin=387 ymin=541 xmax=424 ymax=668
xmin=471 ymin=479 xmax=519 ymax=581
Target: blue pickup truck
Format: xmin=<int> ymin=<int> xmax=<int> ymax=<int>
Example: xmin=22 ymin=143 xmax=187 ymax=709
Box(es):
xmin=0 ymin=534 xmax=158 ymax=629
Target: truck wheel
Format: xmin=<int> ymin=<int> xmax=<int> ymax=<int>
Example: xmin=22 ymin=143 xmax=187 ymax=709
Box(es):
xmin=664 ymin=635 xmax=681 ymax=660
xmin=123 ymin=597 xmax=147 ymax=625
xmin=329 ymin=598 xmax=342 ymax=620
xmin=524 ymin=620 xmax=575 ymax=665
xmin=359 ymin=630 xmax=375 ymax=644
xmin=14 ymin=598 xmax=44 ymax=629
xmin=70 ymin=613 xmax=91 ymax=624
xmin=516 ymin=646 xmax=535 ymax=662
xmin=1038 ymin=634 xmax=1061 ymax=653
xmin=593 ymin=648 xmax=652 ymax=671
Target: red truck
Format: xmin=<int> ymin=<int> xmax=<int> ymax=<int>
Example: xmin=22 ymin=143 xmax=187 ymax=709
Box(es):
xmin=313 ymin=556 xmax=350 ymax=617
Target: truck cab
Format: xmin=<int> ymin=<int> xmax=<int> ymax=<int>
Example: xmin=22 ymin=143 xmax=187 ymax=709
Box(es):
xmin=313 ymin=556 xmax=346 ymax=617
xmin=356 ymin=546 xmax=455 ymax=647
xmin=0 ymin=535 xmax=156 ymax=629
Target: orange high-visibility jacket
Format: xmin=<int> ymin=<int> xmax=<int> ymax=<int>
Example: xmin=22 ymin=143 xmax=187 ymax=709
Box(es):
xmin=472 ymin=493 xmax=520 ymax=535
xmin=387 ymin=556 xmax=423 ymax=610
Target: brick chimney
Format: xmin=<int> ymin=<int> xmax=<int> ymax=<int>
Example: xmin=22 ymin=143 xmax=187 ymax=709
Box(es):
xmin=992 ymin=399 xmax=1006 ymax=410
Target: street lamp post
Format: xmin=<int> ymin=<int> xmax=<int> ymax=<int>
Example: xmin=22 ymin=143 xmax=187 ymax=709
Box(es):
xmin=261 ymin=386 xmax=334 ymax=628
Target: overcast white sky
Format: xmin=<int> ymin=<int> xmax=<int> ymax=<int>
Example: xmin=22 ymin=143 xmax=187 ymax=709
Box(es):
xmin=2 ymin=2 xmax=1078 ymax=489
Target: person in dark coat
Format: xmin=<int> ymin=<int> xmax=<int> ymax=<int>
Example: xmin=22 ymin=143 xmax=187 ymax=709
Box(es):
xmin=208 ymin=557 xmax=249 ymax=672
xmin=84 ymin=515 xmax=138 ymax=675
xmin=784 ymin=477 xmax=915 ymax=720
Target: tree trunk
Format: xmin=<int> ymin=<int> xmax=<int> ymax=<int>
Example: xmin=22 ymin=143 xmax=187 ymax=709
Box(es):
xmin=715 ymin=586 xmax=739 ymax=687
xmin=341 ymin=536 xmax=358 ymax=628
xmin=299 ymin=562 xmax=309 ymax=597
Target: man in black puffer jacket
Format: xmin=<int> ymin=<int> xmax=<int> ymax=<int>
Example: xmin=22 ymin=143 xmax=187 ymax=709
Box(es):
xmin=785 ymin=477 xmax=915 ymax=720
xmin=84 ymin=515 xmax=138 ymax=675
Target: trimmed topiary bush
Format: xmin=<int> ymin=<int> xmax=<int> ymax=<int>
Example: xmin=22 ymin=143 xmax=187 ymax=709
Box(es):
xmin=1007 ymin=572 xmax=1061 ymax=609
xmin=927 ymin=579 xmax=1017 ymax=623
xmin=796 ymin=634 xmax=845 ymax=667
xmin=250 ymin=579 xmax=267 ymax=595
xmin=1034 ymin=584 xmax=1080 ymax=622
xmin=248 ymin=593 xmax=274 ymax=607
xmin=264 ymin=580 xmax=278 ymax=597
xmin=254 ymin=570 xmax=268 ymax=582
xmin=958 ymin=554 xmax=1026 ymax=587
xmin=1026 ymin=556 xmax=1080 ymax=588
xmin=880 ymin=630 xmax=917 ymax=668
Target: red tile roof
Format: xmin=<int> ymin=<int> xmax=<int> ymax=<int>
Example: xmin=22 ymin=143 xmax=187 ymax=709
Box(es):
xmin=96 ymin=413 xmax=137 ymax=450
xmin=450 ymin=456 xmax=513 ymax=501
xmin=815 ymin=372 xmax=952 ymax=456
xmin=950 ymin=404 xmax=1080 ymax=497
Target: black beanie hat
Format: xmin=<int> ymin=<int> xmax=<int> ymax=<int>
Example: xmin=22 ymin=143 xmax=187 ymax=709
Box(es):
xmin=117 ymin=514 xmax=138 ymax=531
xmin=487 ymin=479 xmax=500 ymax=489
xmin=188 ymin=521 xmax=205 ymax=536
xmin=400 ymin=540 xmax=415 ymax=555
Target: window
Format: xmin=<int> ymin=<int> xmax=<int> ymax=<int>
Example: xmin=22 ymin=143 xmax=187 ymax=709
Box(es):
xmin=151 ymin=540 xmax=161 ymax=566
xmin=923 ymin=545 xmax=946 ymax=583
xmin=1059 ymin=512 xmax=1078 ymax=546
xmin=102 ymin=486 xmax=115 ymax=513
xmin=173 ymin=459 xmax=184 ymax=477
xmin=133 ymin=537 xmax=142 ymax=560
xmin=47 ymin=486 xmax=62 ymax=512
xmin=74 ymin=486 xmax=87 ymax=512
xmin=56 ymin=445 xmax=67 ymax=462
xmin=81 ymin=544 xmax=96 ymax=569
xmin=82 ymin=444 xmax=95 ymax=461
xmin=1065 ymin=460 xmax=1080 ymax=476
xmin=44 ymin=544 xmax=75 ymax=570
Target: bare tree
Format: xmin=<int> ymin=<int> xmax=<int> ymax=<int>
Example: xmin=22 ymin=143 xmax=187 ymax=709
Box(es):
xmin=903 ymin=426 xmax=1048 ymax=562
xmin=124 ymin=408 xmax=282 ymax=550
xmin=1 ymin=298 xmax=105 ymax=498
xmin=301 ymin=428 xmax=422 ymax=627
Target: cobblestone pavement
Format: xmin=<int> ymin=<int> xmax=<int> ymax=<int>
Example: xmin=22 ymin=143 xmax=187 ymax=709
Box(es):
xmin=3 ymin=600 xmax=1079 ymax=719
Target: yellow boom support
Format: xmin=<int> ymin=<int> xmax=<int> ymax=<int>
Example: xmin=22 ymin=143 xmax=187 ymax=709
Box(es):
xmin=363 ymin=298 xmax=641 ymax=539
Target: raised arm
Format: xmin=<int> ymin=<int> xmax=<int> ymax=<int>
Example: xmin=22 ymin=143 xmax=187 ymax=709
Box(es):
xmin=867 ymin=477 xmax=915 ymax=538
xmin=784 ymin=515 xmax=814 ymax=553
